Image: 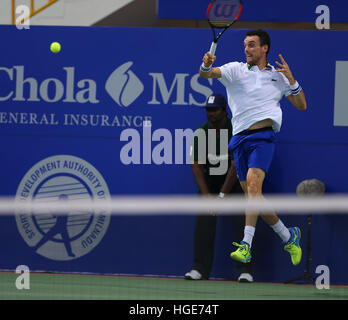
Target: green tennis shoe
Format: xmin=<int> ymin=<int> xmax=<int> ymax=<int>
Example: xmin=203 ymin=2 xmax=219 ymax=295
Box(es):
xmin=230 ymin=241 xmax=251 ymax=263
xmin=284 ymin=227 xmax=302 ymax=266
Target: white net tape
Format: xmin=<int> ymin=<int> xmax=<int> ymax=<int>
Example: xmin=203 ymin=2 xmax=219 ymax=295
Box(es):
xmin=0 ymin=194 xmax=348 ymax=215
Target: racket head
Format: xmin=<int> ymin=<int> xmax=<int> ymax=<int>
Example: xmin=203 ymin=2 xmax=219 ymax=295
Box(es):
xmin=207 ymin=0 xmax=243 ymax=29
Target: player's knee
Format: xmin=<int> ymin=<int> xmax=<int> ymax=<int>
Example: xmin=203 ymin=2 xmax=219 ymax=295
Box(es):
xmin=247 ymin=180 xmax=261 ymax=196
xmin=246 ymin=174 xmax=263 ymax=196
xmin=246 ymin=168 xmax=265 ymax=196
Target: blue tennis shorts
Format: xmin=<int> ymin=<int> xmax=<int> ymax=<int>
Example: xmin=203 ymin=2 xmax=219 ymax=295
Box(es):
xmin=228 ymin=129 xmax=275 ymax=181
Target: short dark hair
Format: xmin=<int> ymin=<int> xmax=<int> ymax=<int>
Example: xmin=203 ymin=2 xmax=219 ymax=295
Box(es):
xmin=245 ymin=29 xmax=271 ymax=55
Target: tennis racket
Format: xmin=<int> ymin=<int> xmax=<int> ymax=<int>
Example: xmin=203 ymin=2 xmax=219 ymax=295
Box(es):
xmin=206 ymin=0 xmax=243 ymax=56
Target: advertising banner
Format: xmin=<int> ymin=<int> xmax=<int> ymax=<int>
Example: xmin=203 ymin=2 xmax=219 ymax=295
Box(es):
xmin=1 ymin=25 xmax=347 ymax=283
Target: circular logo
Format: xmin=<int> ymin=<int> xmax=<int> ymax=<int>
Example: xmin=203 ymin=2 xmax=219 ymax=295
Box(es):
xmin=15 ymin=155 xmax=111 ymax=261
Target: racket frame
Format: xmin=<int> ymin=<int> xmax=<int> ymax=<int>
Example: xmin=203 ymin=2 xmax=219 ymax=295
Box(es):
xmin=206 ymin=0 xmax=243 ymax=55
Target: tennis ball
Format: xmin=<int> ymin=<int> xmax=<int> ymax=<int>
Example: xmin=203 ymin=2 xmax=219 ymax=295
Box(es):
xmin=50 ymin=42 xmax=61 ymax=53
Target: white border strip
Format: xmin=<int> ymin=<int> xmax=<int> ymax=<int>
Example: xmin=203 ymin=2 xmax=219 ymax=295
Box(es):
xmin=1 ymin=194 xmax=348 ymax=215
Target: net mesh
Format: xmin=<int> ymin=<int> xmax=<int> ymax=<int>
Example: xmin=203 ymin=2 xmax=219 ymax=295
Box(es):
xmin=0 ymin=194 xmax=348 ymax=301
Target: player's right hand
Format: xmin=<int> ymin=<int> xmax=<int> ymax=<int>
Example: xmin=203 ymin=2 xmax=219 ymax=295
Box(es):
xmin=203 ymin=52 xmax=216 ymax=67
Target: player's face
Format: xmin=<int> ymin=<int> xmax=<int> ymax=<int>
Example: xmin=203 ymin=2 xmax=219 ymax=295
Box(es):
xmin=244 ymin=36 xmax=266 ymax=65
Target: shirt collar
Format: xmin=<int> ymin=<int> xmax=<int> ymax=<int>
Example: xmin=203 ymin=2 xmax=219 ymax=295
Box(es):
xmin=248 ymin=62 xmax=273 ymax=71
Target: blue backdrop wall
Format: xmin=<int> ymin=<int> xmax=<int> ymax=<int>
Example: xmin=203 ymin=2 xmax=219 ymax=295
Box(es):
xmin=0 ymin=25 xmax=348 ymax=284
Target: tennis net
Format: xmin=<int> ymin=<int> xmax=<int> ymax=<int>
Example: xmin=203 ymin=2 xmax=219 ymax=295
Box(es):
xmin=0 ymin=193 xmax=347 ymax=302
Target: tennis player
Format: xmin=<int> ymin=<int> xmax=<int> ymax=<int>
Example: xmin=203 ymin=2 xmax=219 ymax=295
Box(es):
xmin=199 ymin=29 xmax=307 ymax=266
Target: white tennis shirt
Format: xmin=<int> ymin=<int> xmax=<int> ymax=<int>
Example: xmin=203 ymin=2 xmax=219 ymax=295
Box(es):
xmin=218 ymin=62 xmax=292 ymax=135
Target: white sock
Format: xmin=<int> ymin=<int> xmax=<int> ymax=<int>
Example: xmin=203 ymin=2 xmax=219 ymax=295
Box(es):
xmin=271 ymin=219 xmax=291 ymax=243
xmin=242 ymin=226 xmax=255 ymax=247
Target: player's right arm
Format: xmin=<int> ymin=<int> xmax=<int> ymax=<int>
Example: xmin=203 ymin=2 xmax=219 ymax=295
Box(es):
xmin=199 ymin=52 xmax=222 ymax=79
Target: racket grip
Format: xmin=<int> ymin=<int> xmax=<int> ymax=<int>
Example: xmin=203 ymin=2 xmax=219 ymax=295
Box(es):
xmin=209 ymin=42 xmax=217 ymax=56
